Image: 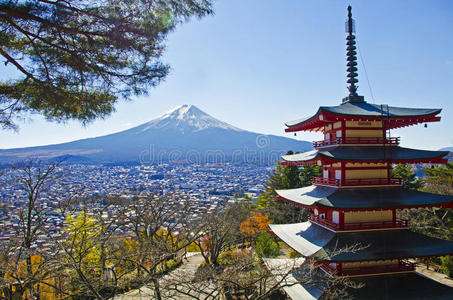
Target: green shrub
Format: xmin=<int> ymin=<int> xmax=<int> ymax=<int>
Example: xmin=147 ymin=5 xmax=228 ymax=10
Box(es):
xmin=218 ymin=249 xmax=252 ymax=266
xmin=166 ymin=257 xmax=181 ymax=269
xmin=185 ymin=242 xmax=200 ymax=252
xmin=225 ymin=244 xmax=240 ymax=251
xmin=155 ymin=257 xmax=182 ymax=274
xmin=441 ymin=256 xmax=453 ymax=278
xmin=288 ymin=248 xmax=301 ymax=258
xmin=218 ymin=250 xmax=234 ymax=265
xmin=255 ymin=232 xmax=280 ymax=258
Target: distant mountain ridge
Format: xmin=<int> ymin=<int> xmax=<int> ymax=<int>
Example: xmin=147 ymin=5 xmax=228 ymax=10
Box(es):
xmin=0 ymin=105 xmax=312 ymax=164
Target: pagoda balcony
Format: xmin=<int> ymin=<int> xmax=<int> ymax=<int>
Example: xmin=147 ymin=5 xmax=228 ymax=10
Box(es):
xmin=313 ymin=137 xmax=400 ymax=148
xmin=319 ymin=260 xmax=415 ymax=277
xmin=308 ymin=214 xmax=409 ymax=232
xmin=312 ymin=177 xmax=402 ymax=188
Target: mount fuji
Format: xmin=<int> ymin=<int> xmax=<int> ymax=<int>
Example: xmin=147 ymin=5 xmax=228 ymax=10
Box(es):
xmin=0 ymin=105 xmax=312 ymax=164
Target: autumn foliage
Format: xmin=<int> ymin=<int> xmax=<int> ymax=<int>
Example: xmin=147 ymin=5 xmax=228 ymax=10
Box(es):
xmin=240 ymin=212 xmax=271 ymax=240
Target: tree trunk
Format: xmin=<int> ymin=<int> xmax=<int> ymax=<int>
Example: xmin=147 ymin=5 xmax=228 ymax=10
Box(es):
xmin=25 ymin=193 xmax=36 ymax=299
xmin=152 ymin=278 xmax=162 ymax=300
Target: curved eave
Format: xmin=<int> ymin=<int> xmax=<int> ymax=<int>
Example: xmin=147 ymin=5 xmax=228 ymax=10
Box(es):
xmin=314 ymin=229 xmax=453 ymax=262
xmin=263 ymin=258 xmax=322 ymax=300
xmin=285 ymin=106 xmax=441 ymax=133
xmin=276 ymin=185 xmax=336 ymax=208
xmin=276 ymin=186 xmax=453 ymax=210
xmin=265 ymin=268 xmax=453 ymax=300
xmin=322 ymin=105 xmax=441 ymax=119
xmin=282 ymin=157 xmax=448 ymax=166
xmin=348 ymin=273 xmax=453 ymax=300
xmin=284 ymin=109 xmax=324 ymax=133
xmin=269 ymin=222 xmax=335 ymax=257
xmin=271 ymin=223 xmax=453 ymax=263
xmin=281 ymin=147 xmax=449 ymax=166
xmin=272 ymin=270 xmax=453 ymax=300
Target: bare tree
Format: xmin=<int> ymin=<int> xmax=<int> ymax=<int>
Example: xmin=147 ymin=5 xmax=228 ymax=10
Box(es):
xmin=157 ymin=244 xmax=363 ymax=299
xmin=194 ymin=202 xmax=248 ymax=269
xmin=0 ymin=164 xmax=365 ymax=299
xmin=157 ymin=203 xmax=365 ymax=300
xmin=50 ymin=196 xmax=130 ymax=299
xmin=0 ymin=164 xmax=207 ymax=300
xmin=117 ymin=193 xmax=203 ymax=300
xmin=0 ymin=159 xmax=66 ymax=299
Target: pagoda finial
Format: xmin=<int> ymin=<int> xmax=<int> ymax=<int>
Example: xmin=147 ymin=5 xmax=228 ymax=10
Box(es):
xmin=343 ymin=6 xmax=364 ymax=103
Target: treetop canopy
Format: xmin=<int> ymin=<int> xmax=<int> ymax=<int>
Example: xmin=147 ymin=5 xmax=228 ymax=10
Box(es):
xmin=0 ymin=0 xmax=213 ymax=129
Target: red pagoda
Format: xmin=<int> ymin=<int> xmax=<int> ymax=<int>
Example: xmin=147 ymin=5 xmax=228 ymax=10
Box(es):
xmin=269 ymin=6 xmax=453 ymax=299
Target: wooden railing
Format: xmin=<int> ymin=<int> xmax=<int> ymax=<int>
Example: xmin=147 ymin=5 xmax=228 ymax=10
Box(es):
xmin=312 ymin=177 xmax=402 ymax=187
xmin=308 ymin=214 xmax=339 ymax=230
xmin=319 ymin=260 xmax=415 ymax=277
xmin=312 ymin=177 xmax=340 ymax=186
xmin=341 ymin=260 xmax=415 ymax=276
xmin=308 ymin=214 xmax=409 ymax=231
xmin=342 ymin=219 xmax=408 ymax=231
xmin=313 ymin=137 xmax=400 ymax=148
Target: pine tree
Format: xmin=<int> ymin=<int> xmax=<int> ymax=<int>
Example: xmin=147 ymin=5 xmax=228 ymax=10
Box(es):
xmin=0 ymin=0 xmax=213 ymax=129
xmin=391 ymin=164 xmax=423 ymax=190
xmin=257 ymin=151 xmax=320 ymax=223
xmin=423 ymin=162 xmax=453 ymax=195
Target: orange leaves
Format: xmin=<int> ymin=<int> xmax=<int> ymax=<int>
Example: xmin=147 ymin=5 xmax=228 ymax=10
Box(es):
xmin=240 ymin=212 xmax=271 ymax=239
xmin=201 ymin=235 xmax=212 ymax=251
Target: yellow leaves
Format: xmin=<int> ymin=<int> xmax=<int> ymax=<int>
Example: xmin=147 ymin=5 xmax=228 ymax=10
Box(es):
xmin=4 ymin=254 xmax=44 ymax=283
xmin=240 ymin=212 xmax=271 ymax=239
xmin=64 ymin=212 xmax=103 ymax=271
xmin=65 ymin=212 xmax=101 ymax=235
xmin=3 ymin=254 xmax=59 ymax=300
xmin=123 ymin=237 xmax=140 ymax=252
xmin=185 ymin=241 xmax=200 ymax=252
xmin=153 ymin=228 xmax=185 ymax=251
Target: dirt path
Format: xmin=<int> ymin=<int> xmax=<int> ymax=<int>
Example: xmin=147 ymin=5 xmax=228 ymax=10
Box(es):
xmin=115 ymin=253 xmax=215 ymax=299
xmin=416 ymin=264 xmax=453 ymax=287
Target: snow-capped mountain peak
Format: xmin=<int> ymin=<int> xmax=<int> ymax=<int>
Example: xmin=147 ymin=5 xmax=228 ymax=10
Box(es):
xmin=0 ymin=104 xmax=313 ymax=163
xmin=160 ymin=104 xmax=206 ymax=120
xmin=140 ymin=104 xmax=244 ymax=133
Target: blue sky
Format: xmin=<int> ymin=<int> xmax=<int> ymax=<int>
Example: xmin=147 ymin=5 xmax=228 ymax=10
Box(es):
xmin=1 ymin=0 xmax=453 ymax=150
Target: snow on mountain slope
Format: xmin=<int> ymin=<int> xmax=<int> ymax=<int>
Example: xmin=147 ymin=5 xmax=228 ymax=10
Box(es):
xmin=137 ymin=104 xmax=244 ymax=133
xmin=0 ymin=104 xmax=312 ymax=163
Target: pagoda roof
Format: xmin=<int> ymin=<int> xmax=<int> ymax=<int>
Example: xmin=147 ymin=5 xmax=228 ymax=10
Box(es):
xmin=315 ymin=229 xmax=453 ymax=262
xmin=348 ymin=273 xmax=453 ymax=300
xmin=276 ymin=186 xmax=453 ymax=210
xmin=285 ymin=102 xmax=441 ymax=132
xmin=270 ymin=222 xmax=453 ymax=262
xmin=263 ymin=258 xmax=322 ymax=300
xmin=269 ymin=222 xmax=335 ymax=257
xmin=263 ymin=260 xmax=453 ymax=300
xmin=281 ymin=146 xmax=448 ymax=165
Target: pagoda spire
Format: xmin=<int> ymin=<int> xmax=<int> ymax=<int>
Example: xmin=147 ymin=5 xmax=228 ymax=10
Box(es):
xmin=343 ymin=6 xmax=364 ymax=103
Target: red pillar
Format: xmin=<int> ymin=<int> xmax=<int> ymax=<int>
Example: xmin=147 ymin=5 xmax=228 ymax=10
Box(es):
xmin=387 ymin=162 xmax=391 ymax=184
xmin=337 ymin=263 xmax=343 ymax=276
xmin=341 ymin=120 xmax=346 ymax=143
xmin=341 ymin=161 xmax=346 ymax=186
